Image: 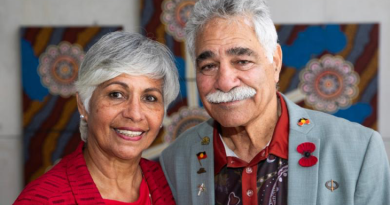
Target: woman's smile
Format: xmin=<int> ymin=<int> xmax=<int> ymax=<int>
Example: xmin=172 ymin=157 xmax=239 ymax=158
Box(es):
xmin=114 ymin=128 xmax=146 ymax=141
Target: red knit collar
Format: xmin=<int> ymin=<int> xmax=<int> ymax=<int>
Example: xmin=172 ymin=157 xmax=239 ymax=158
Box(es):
xmin=66 ymin=142 xmax=175 ymax=205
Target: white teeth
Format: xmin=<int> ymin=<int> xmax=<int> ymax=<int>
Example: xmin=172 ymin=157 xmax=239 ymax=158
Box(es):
xmin=116 ymin=129 xmax=143 ymax=137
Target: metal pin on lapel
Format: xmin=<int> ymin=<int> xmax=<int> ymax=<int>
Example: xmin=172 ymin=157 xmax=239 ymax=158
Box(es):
xmin=298 ymin=118 xmax=310 ymax=126
xmin=197 ymin=167 xmax=206 ymax=174
xmin=325 ymin=179 xmax=339 ymax=192
xmin=201 ymin=136 xmax=210 ymax=145
xmin=196 ymin=151 xmax=207 ymax=166
xmin=198 ymin=183 xmax=206 ymax=196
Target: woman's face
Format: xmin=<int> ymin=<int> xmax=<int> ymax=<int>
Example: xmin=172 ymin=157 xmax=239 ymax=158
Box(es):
xmin=79 ymin=73 xmax=164 ymax=160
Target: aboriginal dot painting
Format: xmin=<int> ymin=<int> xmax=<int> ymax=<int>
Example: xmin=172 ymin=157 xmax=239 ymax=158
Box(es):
xmin=21 ymin=26 xmax=122 ymax=184
xmin=277 ymin=24 xmax=378 ymax=127
xmin=140 ymin=0 xmax=379 ymax=159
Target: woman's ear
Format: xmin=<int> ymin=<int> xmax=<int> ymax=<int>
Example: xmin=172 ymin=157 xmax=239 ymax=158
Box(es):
xmin=76 ymin=93 xmax=88 ymax=122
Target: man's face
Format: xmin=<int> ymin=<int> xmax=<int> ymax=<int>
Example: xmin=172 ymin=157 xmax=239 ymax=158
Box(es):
xmin=195 ymin=16 xmax=282 ymax=128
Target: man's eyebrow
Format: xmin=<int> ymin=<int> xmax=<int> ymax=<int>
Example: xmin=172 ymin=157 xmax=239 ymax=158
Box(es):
xmin=196 ymin=50 xmax=215 ymax=66
xmin=226 ymin=47 xmax=257 ymax=57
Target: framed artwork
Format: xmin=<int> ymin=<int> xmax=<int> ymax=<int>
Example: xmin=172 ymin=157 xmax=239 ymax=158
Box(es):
xmin=277 ymin=23 xmax=378 ymax=128
xmin=21 ymin=26 xmax=122 ymax=184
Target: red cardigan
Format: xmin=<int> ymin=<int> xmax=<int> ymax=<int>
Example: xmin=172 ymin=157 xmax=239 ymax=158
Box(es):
xmin=14 ymin=142 xmax=176 ymax=205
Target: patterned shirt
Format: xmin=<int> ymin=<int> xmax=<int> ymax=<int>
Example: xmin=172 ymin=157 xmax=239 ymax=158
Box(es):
xmin=214 ymin=93 xmax=289 ymax=205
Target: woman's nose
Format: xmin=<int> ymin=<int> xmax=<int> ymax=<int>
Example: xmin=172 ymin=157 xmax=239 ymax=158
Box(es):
xmin=123 ymin=99 xmax=144 ymax=122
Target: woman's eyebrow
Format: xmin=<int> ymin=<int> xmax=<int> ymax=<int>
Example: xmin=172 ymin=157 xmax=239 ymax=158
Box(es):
xmin=103 ymin=81 xmax=128 ymax=89
xmin=144 ymin=87 xmax=163 ymax=95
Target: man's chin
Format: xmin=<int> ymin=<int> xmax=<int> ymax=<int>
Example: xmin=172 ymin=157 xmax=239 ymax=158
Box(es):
xmin=211 ymin=112 xmax=249 ymax=128
xmin=216 ymin=118 xmax=248 ymax=128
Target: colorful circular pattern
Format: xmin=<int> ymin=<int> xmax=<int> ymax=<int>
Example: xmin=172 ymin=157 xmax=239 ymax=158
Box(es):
xmin=161 ymin=0 xmax=197 ymax=41
xmin=299 ymin=55 xmax=359 ymax=113
xmin=164 ymin=107 xmax=210 ymax=143
xmin=38 ymin=42 xmax=84 ymax=97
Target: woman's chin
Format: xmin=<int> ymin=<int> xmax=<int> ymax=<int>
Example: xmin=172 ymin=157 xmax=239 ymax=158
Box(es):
xmin=113 ymin=148 xmax=143 ymax=161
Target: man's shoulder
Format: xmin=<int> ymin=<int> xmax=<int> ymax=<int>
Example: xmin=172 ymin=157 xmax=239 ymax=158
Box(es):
xmin=307 ymin=108 xmax=374 ymax=131
xmin=303 ymin=107 xmax=378 ymax=141
xmin=161 ymin=118 xmax=213 ymax=158
xmin=283 ymin=94 xmax=376 ymax=136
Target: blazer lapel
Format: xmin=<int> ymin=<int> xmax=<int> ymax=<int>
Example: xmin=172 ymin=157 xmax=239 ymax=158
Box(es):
xmin=283 ymin=95 xmax=320 ymax=205
xmin=288 ymin=129 xmax=320 ymax=204
xmin=189 ymin=119 xmax=215 ymax=205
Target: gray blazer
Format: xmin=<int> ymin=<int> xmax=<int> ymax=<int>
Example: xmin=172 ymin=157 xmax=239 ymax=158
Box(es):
xmin=160 ymin=95 xmax=390 ymax=205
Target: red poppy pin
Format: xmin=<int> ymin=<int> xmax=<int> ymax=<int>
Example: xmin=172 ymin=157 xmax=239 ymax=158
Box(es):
xmin=297 ymin=142 xmax=318 ymax=167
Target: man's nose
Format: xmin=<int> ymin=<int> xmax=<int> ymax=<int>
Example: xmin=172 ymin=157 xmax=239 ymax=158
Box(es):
xmin=215 ymin=62 xmax=240 ymax=92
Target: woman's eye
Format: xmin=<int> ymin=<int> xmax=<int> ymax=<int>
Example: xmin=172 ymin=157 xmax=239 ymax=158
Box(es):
xmin=144 ymin=95 xmax=157 ymax=102
xmin=109 ymin=92 xmax=124 ymax=99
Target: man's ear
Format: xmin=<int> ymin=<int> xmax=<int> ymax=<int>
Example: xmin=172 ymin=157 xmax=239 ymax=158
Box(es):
xmin=273 ymin=44 xmax=283 ymax=83
xmin=76 ymin=93 xmax=88 ymax=122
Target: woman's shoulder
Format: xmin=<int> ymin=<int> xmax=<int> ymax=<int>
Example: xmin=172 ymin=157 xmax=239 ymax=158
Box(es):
xmin=139 ymin=158 xmax=162 ymax=174
xmin=13 ymin=156 xmax=73 ymax=204
xmin=13 ymin=144 xmax=87 ymax=205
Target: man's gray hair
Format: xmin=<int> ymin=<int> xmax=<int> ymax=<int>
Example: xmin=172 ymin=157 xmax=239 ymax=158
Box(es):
xmin=185 ymin=0 xmax=278 ymax=62
xmin=75 ymin=31 xmax=180 ymax=141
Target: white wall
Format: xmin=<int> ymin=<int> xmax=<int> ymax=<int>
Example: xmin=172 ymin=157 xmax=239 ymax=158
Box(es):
xmin=0 ymin=0 xmax=389 ymax=204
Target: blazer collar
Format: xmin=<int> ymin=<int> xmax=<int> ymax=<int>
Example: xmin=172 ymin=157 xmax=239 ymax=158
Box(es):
xmin=283 ymin=94 xmax=320 ymax=205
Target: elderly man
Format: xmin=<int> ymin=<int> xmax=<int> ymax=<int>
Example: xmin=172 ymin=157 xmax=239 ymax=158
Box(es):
xmin=160 ymin=0 xmax=390 ymax=204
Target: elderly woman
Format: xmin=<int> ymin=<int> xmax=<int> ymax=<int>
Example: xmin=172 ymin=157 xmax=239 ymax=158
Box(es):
xmin=14 ymin=31 xmax=179 ymax=205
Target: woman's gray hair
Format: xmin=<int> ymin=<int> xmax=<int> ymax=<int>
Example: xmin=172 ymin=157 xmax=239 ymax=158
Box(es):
xmin=75 ymin=31 xmax=180 ymax=141
xmin=185 ymin=0 xmax=278 ymax=62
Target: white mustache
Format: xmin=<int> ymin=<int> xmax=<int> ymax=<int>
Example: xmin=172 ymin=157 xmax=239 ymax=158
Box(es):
xmin=206 ymin=86 xmax=257 ymax=103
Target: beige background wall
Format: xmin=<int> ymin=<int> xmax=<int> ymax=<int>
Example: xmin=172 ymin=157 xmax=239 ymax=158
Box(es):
xmin=0 ymin=0 xmax=389 ymax=204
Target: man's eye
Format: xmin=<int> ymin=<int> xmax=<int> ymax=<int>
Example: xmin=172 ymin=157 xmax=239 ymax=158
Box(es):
xmin=109 ymin=92 xmax=124 ymax=99
xmin=235 ymin=60 xmax=253 ymax=71
xmin=201 ymin=64 xmax=217 ymax=71
xmin=200 ymin=64 xmax=218 ymax=75
xmin=237 ymin=60 xmax=250 ymax=65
